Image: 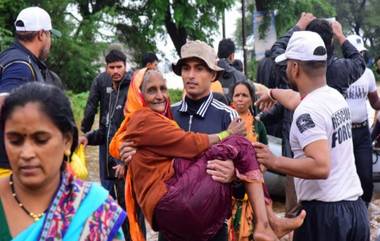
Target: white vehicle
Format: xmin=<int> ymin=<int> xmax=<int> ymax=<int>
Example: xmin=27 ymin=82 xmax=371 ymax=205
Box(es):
xmin=265 ymin=134 xmax=380 ymax=198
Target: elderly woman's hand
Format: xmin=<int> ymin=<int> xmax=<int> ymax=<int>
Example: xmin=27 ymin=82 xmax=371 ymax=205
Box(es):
xmin=113 ymin=164 xmax=126 ymax=179
xmin=119 ymin=140 xmax=136 ymax=165
xmin=227 ymin=118 xmax=246 ymax=136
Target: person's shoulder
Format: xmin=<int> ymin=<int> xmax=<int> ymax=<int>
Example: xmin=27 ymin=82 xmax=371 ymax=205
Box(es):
xmin=211 ymin=98 xmax=233 ymax=112
xmin=210 ymin=98 xmax=238 ymax=118
xmin=363 ymin=67 xmax=375 ymax=79
xmin=297 ymin=86 xmax=344 ymax=113
xmin=171 ymin=100 xmax=183 ymax=110
xmin=94 ymin=72 xmax=110 ymax=82
xmin=1 ymin=62 xmax=34 ymax=83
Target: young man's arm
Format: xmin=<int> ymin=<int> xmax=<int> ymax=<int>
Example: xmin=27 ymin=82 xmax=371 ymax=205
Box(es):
xmin=328 ymin=21 xmax=366 ymax=93
xmin=271 ymin=12 xmax=315 ymax=58
xmin=255 ymin=88 xmax=301 ymax=111
xmin=206 ymin=117 xmax=246 ymax=183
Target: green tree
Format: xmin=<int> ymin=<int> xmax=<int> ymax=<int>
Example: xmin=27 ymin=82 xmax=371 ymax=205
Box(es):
xmin=0 ymin=0 xmax=235 ymax=92
xmin=234 ymin=0 xmax=335 ymax=48
xmin=113 ymin=0 xmax=235 ymax=56
xmin=327 ymin=0 xmax=380 ymax=57
xmin=233 ymin=0 xmax=334 ymax=80
xmin=0 ymin=0 xmax=108 ymax=92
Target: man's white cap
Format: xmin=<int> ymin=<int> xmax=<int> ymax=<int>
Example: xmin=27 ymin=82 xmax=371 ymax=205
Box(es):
xmin=346 ymin=34 xmax=367 ymax=52
xmin=275 ymin=31 xmax=327 ymax=63
xmin=15 ymin=7 xmax=61 ymax=37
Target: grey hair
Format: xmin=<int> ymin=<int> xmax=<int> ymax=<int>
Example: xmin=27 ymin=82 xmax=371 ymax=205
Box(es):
xmin=140 ymin=69 xmax=165 ymax=91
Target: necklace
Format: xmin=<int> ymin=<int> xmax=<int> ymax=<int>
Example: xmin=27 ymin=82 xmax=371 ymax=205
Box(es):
xmin=9 ymin=174 xmax=45 ymax=222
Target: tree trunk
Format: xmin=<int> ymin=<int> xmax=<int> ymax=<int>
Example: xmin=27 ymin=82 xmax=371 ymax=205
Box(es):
xmin=255 ymin=0 xmax=268 ymax=11
xmin=164 ymin=6 xmax=187 ymax=56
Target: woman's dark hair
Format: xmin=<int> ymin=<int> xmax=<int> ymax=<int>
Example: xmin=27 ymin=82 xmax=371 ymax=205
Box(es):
xmin=0 ymin=82 xmax=78 ymax=164
xmin=230 ymin=81 xmax=256 ymax=115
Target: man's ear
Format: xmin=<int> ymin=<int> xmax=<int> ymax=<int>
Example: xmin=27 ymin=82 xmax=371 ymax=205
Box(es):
xmin=211 ymin=71 xmax=217 ymax=81
xmin=292 ymin=61 xmax=300 ymax=77
xmin=37 ymin=30 xmax=45 ymax=41
xmin=228 ymin=53 xmax=235 ymax=62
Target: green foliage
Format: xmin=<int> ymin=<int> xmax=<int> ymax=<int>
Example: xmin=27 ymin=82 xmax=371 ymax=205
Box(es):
xmin=137 ymin=0 xmax=235 ymax=54
xmin=273 ymin=0 xmax=335 ymax=36
xmin=0 ymin=0 xmax=235 ymax=92
xmin=66 ymin=90 xmax=89 ymax=124
xmin=247 ymin=59 xmax=258 ymax=81
xmin=327 ymin=0 xmax=380 ymax=60
xmin=0 ymin=0 xmax=108 ymax=93
xmin=0 ymin=0 xmax=27 ymax=51
xmin=169 ymin=89 xmax=183 ymax=103
xmin=67 ymin=89 xmax=183 ymax=124
xmin=234 ymin=0 xmax=335 ymax=48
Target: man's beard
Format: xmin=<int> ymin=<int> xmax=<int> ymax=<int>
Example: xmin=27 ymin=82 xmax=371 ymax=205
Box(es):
xmin=39 ymin=47 xmax=49 ymax=61
xmin=289 ymin=82 xmax=298 ymax=91
xmin=287 ymin=77 xmax=298 ymax=91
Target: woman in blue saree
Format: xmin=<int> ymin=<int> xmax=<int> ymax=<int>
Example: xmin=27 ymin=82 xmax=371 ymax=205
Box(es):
xmin=0 ymin=82 xmax=126 ymax=241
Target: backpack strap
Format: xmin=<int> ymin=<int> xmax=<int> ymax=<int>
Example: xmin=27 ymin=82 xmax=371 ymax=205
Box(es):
xmin=0 ymin=60 xmax=36 ymax=81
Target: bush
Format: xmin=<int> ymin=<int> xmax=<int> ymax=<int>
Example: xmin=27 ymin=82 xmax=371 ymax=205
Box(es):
xmin=66 ymin=91 xmax=89 ymax=125
xmin=169 ymin=89 xmax=183 ymax=103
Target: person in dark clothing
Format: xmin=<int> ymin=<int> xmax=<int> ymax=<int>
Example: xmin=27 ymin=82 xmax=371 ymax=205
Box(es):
xmin=217 ymin=38 xmax=247 ymax=96
xmin=142 ymin=52 xmax=159 ymax=70
xmin=80 ymin=49 xmax=130 ymax=192
xmin=344 ymin=35 xmax=380 ymax=206
xmin=269 ymin=15 xmax=366 ymax=96
xmin=79 ymin=49 xmax=132 ymax=239
xmin=256 ymin=30 xmax=369 ymax=241
xmin=256 ymin=50 xmax=277 ymax=88
xmin=258 ymin=13 xmax=366 ymax=222
xmin=232 ymin=59 xmax=244 ymax=72
xmin=0 ymin=6 xmax=61 ymax=175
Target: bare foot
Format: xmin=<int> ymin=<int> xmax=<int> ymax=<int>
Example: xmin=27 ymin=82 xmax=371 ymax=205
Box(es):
xmin=254 ymin=222 xmax=279 ymax=241
xmin=269 ymin=210 xmax=306 ymax=238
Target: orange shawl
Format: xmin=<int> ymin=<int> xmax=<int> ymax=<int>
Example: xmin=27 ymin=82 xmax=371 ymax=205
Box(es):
xmin=109 ymin=68 xmax=173 ymax=241
xmin=239 ymin=111 xmax=257 ymax=143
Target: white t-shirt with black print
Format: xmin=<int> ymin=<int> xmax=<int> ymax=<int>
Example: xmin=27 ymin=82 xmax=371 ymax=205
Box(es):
xmin=345 ymin=68 xmax=377 ymax=123
xmin=290 ymin=85 xmax=363 ymax=202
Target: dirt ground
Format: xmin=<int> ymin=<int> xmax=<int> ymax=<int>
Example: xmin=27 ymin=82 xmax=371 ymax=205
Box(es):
xmin=85 ymin=146 xmax=380 ymax=241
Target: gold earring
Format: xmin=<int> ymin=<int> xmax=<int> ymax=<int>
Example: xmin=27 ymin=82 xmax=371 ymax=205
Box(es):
xmin=64 ymin=149 xmax=71 ymax=158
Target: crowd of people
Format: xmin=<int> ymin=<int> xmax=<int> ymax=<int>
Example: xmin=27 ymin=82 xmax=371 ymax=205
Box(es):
xmin=0 ymin=5 xmax=380 ymax=241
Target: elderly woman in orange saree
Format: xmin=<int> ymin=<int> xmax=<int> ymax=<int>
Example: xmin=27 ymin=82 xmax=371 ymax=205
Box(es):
xmin=110 ymin=68 xmax=305 ymax=241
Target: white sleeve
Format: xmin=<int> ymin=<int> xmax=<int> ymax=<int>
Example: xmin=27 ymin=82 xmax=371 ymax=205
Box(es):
xmin=367 ymin=69 xmax=377 ymax=93
xmin=293 ymin=106 xmax=328 ymax=149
